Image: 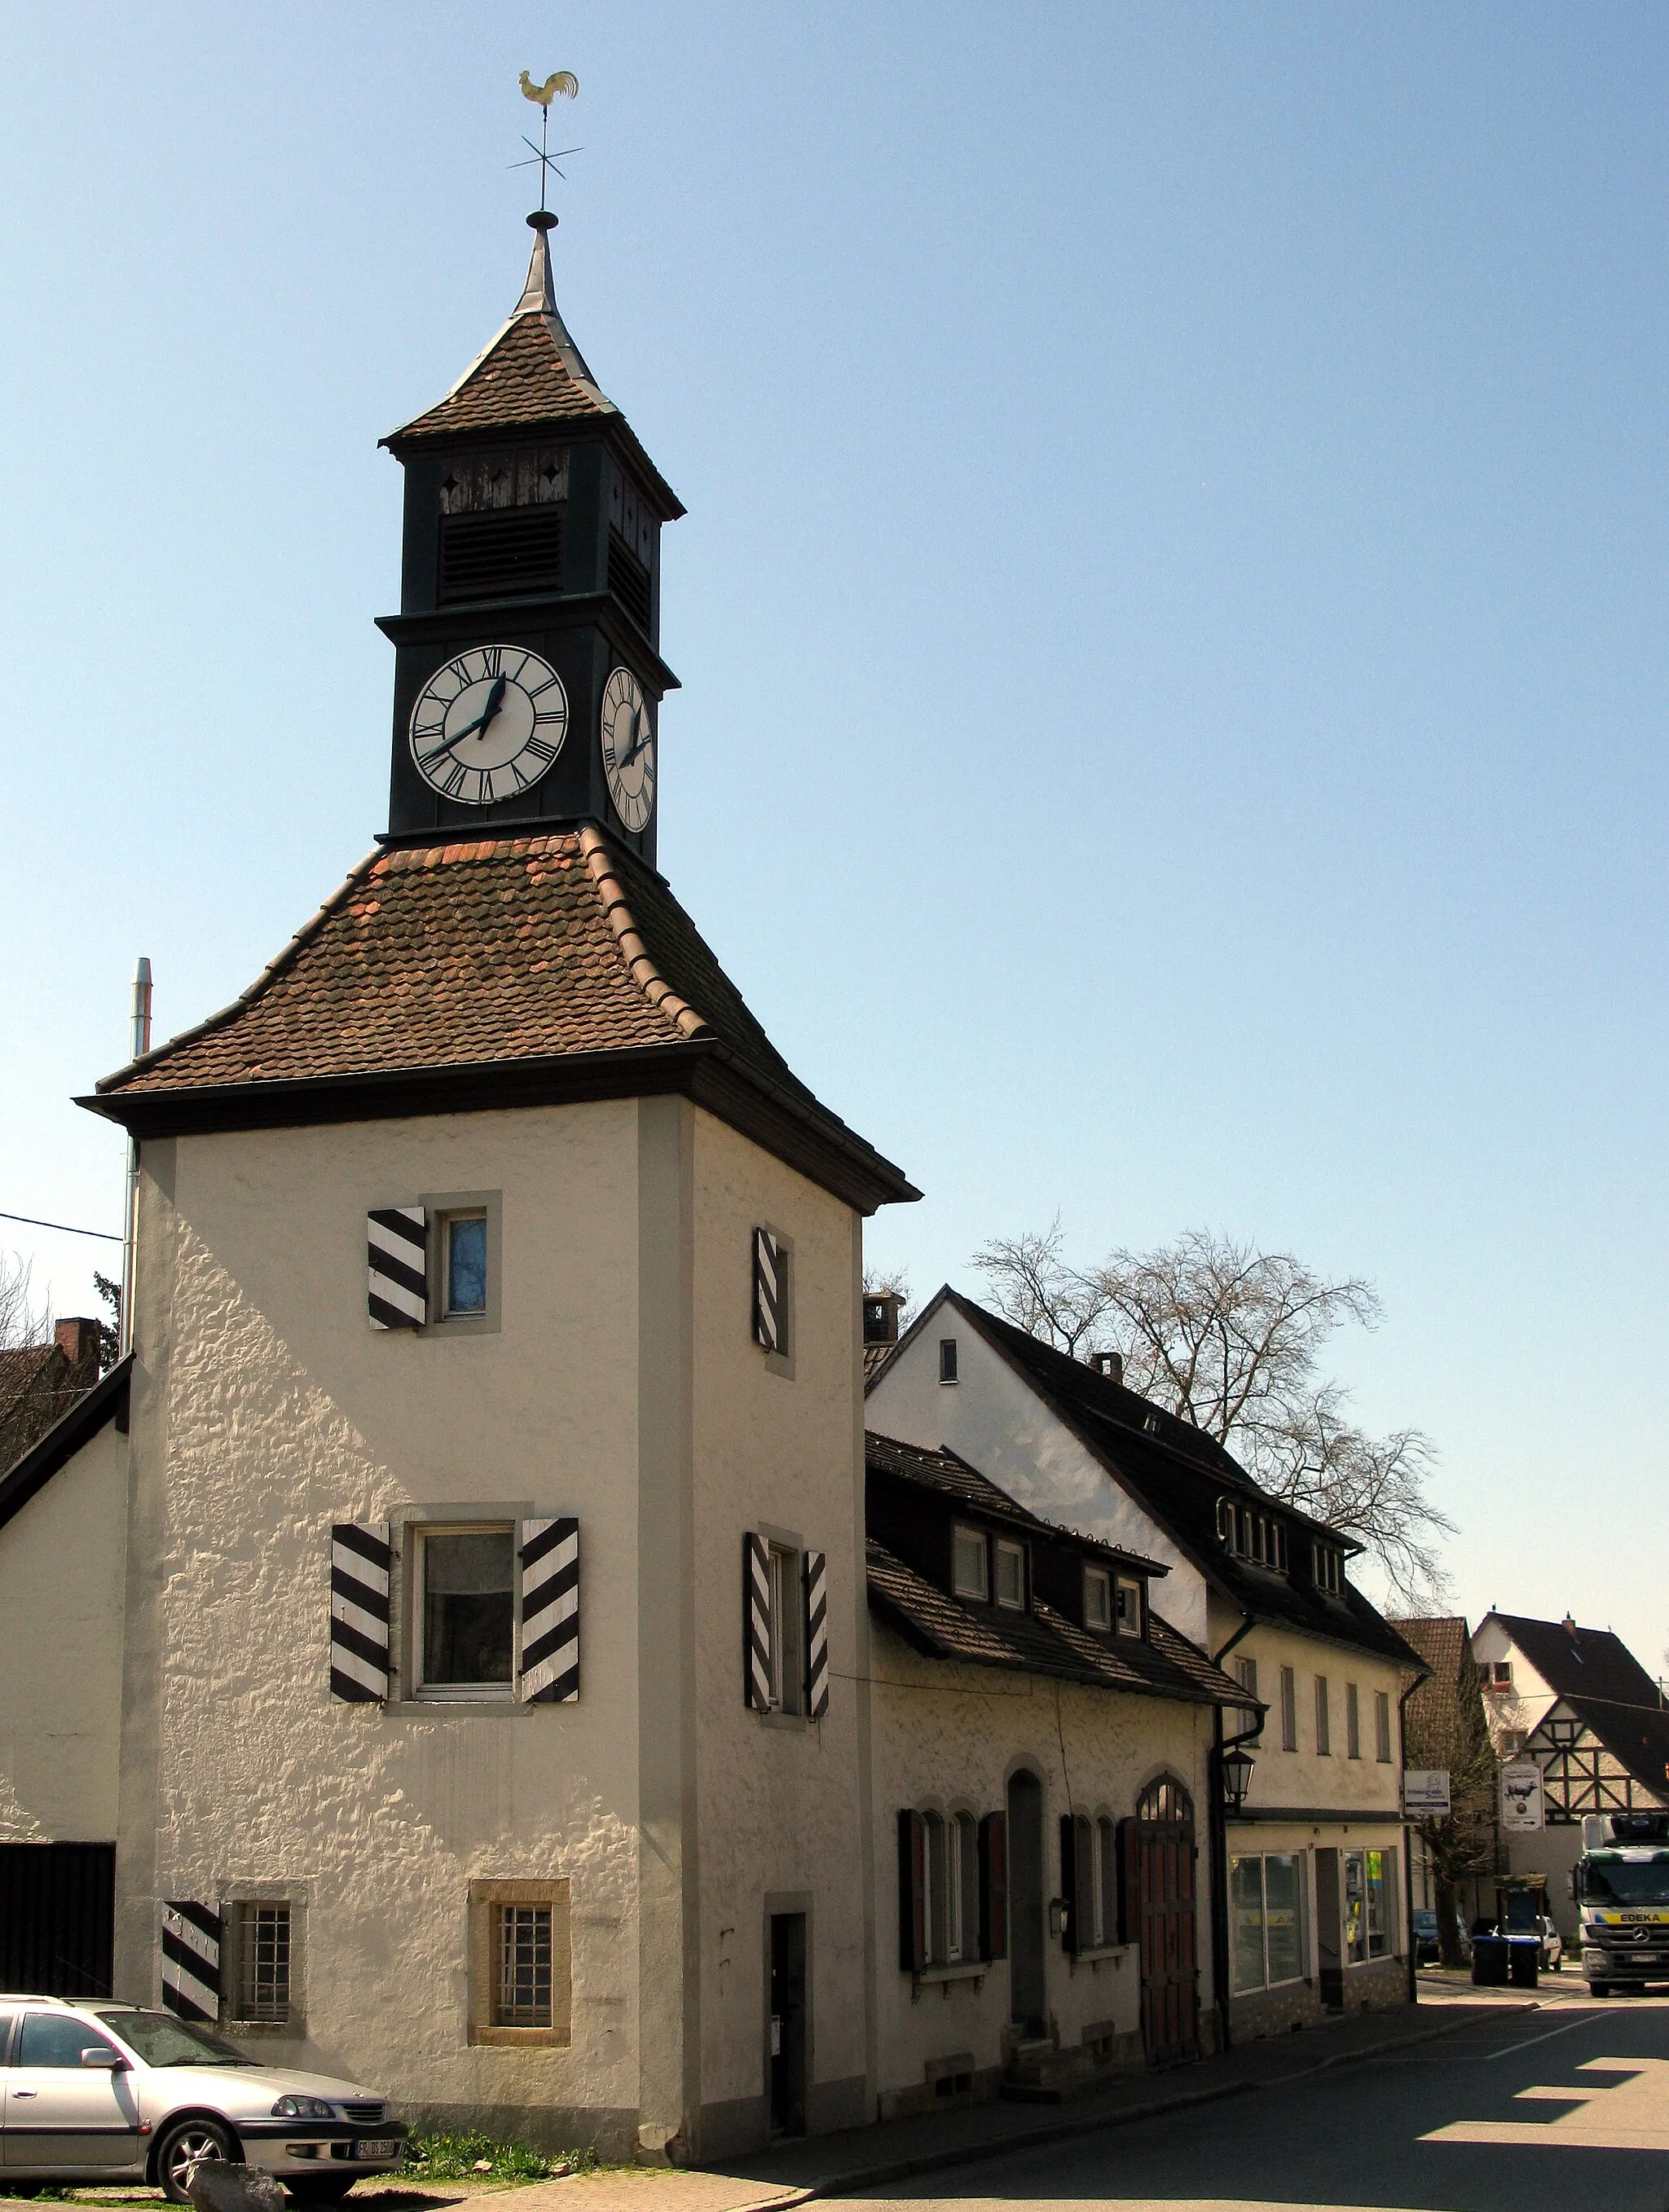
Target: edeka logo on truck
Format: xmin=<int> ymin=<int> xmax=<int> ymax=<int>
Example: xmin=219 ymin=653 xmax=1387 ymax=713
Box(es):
xmin=1575 ymin=1814 xmax=1669 ymax=1996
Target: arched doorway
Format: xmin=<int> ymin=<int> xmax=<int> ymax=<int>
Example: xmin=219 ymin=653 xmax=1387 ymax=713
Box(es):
xmin=1131 ymin=1775 xmax=1200 ymax=2065
xmin=1006 ymin=1770 xmax=1047 ymax=2034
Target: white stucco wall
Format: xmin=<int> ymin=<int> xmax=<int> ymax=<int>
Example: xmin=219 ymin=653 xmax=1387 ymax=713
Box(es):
xmin=1222 ymin=1619 xmax=1406 ymax=1822
xmin=689 ymin=1110 xmax=870 ymax=2142
xmin=866 ymin=1298 xmax=1209 ymax=1649
xmin=0 ymin=1417 xmax=129 ymax=1842
xmin=119 ymin=1104 xmax=645 ymax=2137
xmin=868 ymin=1620 xmax=1215 ymax=2102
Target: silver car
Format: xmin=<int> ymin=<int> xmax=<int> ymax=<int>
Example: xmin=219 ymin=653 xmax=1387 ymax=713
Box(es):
xmin=0 ymin=1997 xmax=406 ymax=2203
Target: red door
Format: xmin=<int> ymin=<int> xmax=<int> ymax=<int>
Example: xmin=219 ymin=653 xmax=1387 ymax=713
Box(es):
xmin=1131 ymin=1779 xmax=1200 ymax=2066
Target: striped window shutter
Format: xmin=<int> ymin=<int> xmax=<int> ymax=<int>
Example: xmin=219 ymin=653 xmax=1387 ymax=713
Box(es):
xmin=751 ymin=1229 xmax=782 ymax=1353
xmin=161 ymin=1901 xmax=221 ymax=2021
xmin=897 ymin=1810 xmax=927 ymax=1971
xmin=979 ymin=1810 xmax=1008 ymax=1961
xmin=804 ymin=1550 xmax=829 ymax=1719
xmin=519 ymin=1518 xmax=579 ymax=1702
xmin=743 ymin=1532 xmax=772 ymax=1709
xmin=330 ymin=1523 xmax=391 ymax=1701
xmin=368 ymin=1207 xmax=428 ymax=1330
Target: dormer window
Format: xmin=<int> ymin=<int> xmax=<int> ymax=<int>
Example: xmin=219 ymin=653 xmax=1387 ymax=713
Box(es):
xmin=1311 ymin=1541 xmax=1343 ymax=1595
xmin=993 ymin=1540 xmax=1025 ymax=1611
xmin=1083 ymin=1565 xmax=1112 ymax=1632
xmin=1215 ymin=1497 xmax=1288 ymax=1572
xmin=953 ymin=1524 xmax=988 ymax=1601
xmin=1115 ymin=1576 xmax=1143 ymax=1637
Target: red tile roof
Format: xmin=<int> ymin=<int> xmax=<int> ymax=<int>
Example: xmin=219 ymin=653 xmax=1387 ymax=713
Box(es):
xmin=87 ymin=827 xmax=918 ymax=1214
xmin=392 ymin=310 xmax=613 ymax=443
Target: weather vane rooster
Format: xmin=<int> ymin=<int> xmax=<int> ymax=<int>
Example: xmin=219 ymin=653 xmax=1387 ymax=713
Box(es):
xmin=515 ymin=69 xmax=581 ymax=217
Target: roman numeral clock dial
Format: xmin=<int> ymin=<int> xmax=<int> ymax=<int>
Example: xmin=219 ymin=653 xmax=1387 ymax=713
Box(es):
xmin=601 ymin=666 xmax=655 ymax=833
xmin=407 ymin=646 xmax=569 ymax=805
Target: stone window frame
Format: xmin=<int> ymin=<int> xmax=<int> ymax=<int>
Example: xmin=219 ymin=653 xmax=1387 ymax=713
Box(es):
xmin=467 ymin=1878 xmax=572 ymax=2047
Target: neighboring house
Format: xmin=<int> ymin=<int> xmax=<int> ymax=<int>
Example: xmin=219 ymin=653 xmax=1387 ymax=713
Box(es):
xmin=1 ymin=213 xmax=927 ymax=2164
xmin=1396 ymin=1616 xmax=1499 ymax=1942
xmin=1473 ymin=1612 xmax=1669 ymax=1937
xmin=0 ymin=1317 xmax=101 ymax=1472
xmin=0 ymin=1358 xmax=133 ymax=1998
xmin=865 ymin=1431 xmax=1248 ymax=2102
xmin=867 ymin=1286 xmax=1427 ymax=2041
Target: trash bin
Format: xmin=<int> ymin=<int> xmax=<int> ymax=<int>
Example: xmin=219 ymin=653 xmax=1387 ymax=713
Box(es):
xmin=1471 ymin=1935 xmax=1509 ymax=1986
xmin=1508 ymin=1937 xmax=1539 ymax=1989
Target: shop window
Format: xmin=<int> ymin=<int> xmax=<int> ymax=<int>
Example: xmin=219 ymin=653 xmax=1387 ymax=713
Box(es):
xmin=1344 ymin=1849 xmax=1397 ymax=1963
xmin=1231 ymin=1854 xmax=1306 ymax=1992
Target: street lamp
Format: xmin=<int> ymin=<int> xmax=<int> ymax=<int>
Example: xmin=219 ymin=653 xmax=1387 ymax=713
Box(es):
xmin=1221 ymin=1745 xmax=1255 ymax=1814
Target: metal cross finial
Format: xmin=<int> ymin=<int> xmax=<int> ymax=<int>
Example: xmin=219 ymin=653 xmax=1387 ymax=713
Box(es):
xmin=514 ymin=69 xmax=581 ymax=215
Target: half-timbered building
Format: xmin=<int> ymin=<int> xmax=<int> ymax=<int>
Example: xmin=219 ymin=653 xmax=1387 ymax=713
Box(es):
xmin=1473 ymin=1611 xmax=1669 ymax=1934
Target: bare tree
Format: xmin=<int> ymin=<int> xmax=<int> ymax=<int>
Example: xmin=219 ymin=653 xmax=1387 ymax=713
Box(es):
xmin=0 ymin=1252 xmax=53 ymax=1472
xmin=968 ymin=1219 xmax=1110 ymax=1358
xmin=971 ymin=1224 xmax=1453 ymax=1608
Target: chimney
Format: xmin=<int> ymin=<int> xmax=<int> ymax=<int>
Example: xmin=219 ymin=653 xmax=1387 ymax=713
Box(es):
xmin=55 ymin=1317 xmax=101 ymax=1386
xmin=862 ymin=1292 xmax=904 ymax=1348
xmin=1090 ymin=1350 xmax=1125 ymax=1385
xmin=1563 ymin=1613 xmax=1578 ymax=1637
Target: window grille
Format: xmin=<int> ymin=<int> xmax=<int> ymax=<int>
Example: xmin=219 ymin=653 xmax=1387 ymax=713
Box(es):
xmin=495 ymin=1904 xmax=553 ymax=2027
xmin=236 ymin=1902 xmax=291 ymax=2023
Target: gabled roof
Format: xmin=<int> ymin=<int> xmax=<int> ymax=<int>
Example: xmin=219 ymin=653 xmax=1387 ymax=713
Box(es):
xmin=81 ymin=828 xmax=918 ymax=1216
xmin=1491 ymin=1612 xmax=1669 ymax=1796
xmin=865 ymin=1539 xmax=1244 ymax=1708
xmin=0 ymin=1356 xmax=131 ymax=1537
xmin=865 ymin=1429 xmax=1165 ymax=1576
xmin=1399 ymin=1615 xmax=1471 ymax=1685
xmin=891 ymin=1286 xmax=1425 ymax=1672
xmin=382 ymin=220 xmax=682 ymax=520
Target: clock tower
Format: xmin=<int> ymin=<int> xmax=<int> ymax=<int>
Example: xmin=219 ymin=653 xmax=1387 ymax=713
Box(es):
xmin=377 ymin=212 xmax=683 ymax=866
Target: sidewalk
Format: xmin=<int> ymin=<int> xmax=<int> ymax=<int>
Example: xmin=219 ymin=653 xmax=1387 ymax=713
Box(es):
xmin=522 ymin=1992 xmax=1535 ymax=2212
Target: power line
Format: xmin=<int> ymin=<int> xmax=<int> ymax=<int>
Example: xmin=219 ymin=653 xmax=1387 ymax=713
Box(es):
xmin=0 ymin=1209 xmax=121 ymax=1244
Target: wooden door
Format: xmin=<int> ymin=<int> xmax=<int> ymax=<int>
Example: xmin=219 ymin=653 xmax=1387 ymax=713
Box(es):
xmin=1131 ymin=1780 xmax=1200 ymax=2066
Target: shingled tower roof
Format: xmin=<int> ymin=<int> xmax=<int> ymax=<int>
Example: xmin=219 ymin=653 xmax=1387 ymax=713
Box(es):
xmin=83 ymin=829 xmax=917 ymax=1216
xmin=382 ymin=216 xmax=682 ymax=519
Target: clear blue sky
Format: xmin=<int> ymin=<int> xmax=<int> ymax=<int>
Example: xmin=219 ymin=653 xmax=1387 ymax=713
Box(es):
xmin=3 ymin=4 xmax=1666 ymax=1666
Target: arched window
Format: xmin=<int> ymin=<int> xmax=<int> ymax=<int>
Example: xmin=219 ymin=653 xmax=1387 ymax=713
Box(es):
xmin=1136 ymin=1775 xmax=1195 ymax=1831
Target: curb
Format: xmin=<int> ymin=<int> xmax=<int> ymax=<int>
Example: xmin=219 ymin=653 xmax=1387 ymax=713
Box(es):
xmin=724 ymin=2001 xmax=1543 ymax=2206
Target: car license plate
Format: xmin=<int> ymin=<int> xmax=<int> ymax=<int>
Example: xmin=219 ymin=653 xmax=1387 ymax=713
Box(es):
xmin=354 ymin=2140 xmax=403 ymax=2161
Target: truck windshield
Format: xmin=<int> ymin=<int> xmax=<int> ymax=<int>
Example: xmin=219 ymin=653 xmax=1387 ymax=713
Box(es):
xmin=1583 ymin=1854 xmax=1669 ymax=1906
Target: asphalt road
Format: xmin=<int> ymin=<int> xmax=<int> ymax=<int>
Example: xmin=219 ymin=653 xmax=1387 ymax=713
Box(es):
xmin=854 ymin=1994 xmax=1669 ymax=2212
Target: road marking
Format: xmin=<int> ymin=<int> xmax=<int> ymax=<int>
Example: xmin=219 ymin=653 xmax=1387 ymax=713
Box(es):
xmin=1480 ymin=2009 xmax=1614 ymax=2059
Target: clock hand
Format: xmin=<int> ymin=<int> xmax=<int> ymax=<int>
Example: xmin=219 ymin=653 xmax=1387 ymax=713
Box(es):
xmin=417 ymin=677 xmax=511 ymax=767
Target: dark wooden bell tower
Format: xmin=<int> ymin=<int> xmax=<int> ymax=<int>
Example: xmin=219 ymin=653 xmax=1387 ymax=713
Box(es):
xmin=377 ymin=213 xmax=684 ymax=865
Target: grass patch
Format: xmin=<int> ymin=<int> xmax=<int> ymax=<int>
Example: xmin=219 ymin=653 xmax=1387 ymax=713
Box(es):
xmin=402 ymin=2133 xmax=596 ymax=2185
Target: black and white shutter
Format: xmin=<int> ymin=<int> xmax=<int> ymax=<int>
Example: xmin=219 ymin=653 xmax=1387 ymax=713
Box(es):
xmin=368 ymin=1207 xmax=428 ymax=1330
xmin=751 ymin=1229 xmax=782 ymax=1354
xmin=519 ymin=1518 xmax=579 ymax=1703
xmin=330 ymin=1522 xmax=391 ymax=1702
xmin=804 ymin=1549 xmax=829 ymax=1719
xmin=161 ymin=1901 xmax=221 ymax=2021
xmin=743 ymin=1531 xmax=773 ymax=1709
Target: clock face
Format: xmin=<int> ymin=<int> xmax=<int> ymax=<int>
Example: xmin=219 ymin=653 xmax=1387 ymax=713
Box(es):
xmin=407 ymin=646 xmax=569 ymax=807
xmin=601 ymin=666 xmax=655 ymax=833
